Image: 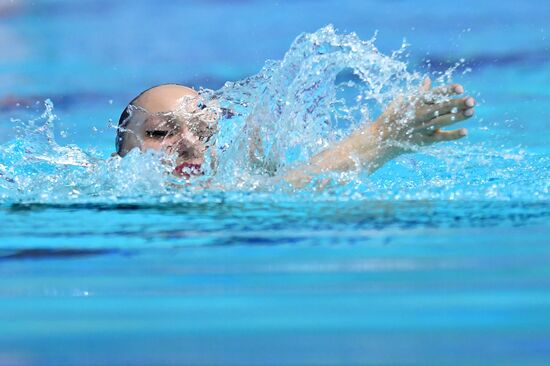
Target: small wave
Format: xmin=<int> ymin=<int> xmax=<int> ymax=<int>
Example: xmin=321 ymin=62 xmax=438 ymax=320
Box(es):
xmin=0 ymin=248 xmax=124 ymax=261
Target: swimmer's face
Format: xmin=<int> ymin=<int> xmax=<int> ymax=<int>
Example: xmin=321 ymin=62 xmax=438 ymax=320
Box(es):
xmin=116 ymin=84 xmax=218 ymax=171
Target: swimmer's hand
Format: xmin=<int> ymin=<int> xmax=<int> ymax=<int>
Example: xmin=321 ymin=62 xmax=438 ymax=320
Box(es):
xmin=283 ymin=79 xmax=476 ymax=188
xmin=371 ymin=78 xmax=475 ymax=150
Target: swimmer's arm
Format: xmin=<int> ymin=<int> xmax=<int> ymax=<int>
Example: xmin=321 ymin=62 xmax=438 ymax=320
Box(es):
xmin=282 ymin=125 xmax=398 ymax=188
xmin=283 ymin=79 xmax=476 ymax=188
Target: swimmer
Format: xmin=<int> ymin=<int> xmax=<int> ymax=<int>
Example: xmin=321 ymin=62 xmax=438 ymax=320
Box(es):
xmin=115 ymin=79 xmax=475 ymax=187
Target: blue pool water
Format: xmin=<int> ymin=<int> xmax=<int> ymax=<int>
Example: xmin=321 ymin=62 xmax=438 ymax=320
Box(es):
xmin=1 ymin=0 xmax=549 ymax=365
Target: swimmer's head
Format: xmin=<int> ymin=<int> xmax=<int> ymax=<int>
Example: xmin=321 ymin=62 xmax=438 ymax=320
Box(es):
xmin=115 ymin=84 xmax=219 ymax=171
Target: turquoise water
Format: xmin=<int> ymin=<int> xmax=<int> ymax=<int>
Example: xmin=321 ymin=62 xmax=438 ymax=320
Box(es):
xmin=1 ymin=1 xmax=550 ymax=365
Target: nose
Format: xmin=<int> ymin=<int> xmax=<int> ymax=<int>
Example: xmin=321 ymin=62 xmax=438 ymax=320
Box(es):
xmin=166 ymin=136 xmax=200 ymax=159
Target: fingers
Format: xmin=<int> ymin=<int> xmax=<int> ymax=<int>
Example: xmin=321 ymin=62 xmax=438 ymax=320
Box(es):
xmin=420 ymin=77 xmax=432 ymax=93
xmin=418 ymin=96 xmax=475 ymax=122
xmin=423 ymin=108 xmax=474 ymax=130
xmin=420 ymin=83 xmax=464 ymax=105
xmin=419 ymin=78 xmax=463 ymax=102
xmin=431 ymin=83 xmax=464 ymax=96
xmin=429 ymin=128 xmax=468 ymax=142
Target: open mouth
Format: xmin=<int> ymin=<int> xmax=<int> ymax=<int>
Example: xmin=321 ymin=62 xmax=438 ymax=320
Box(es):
xmin=174 ymin=162 xmax=203 ymax=179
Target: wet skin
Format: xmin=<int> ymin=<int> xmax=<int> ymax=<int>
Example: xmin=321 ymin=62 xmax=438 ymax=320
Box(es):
xmin=117 ymin=79 xmax=476 ymax=186
xmin=116 ymin=85 xmax=214 ymax=175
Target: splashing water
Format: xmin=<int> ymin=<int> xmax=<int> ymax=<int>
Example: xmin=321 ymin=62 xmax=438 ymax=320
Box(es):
xmin=205 ymin=26 xmax=423 ymax=186
xmin=0 ymin=25 xmax=548 ymax=204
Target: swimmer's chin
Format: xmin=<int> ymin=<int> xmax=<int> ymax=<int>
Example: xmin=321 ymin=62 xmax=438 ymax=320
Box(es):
xmin=111 ymin=149 xmax=204 ymax=178
xmin=173 ymin=158 xmax=204 ymax=178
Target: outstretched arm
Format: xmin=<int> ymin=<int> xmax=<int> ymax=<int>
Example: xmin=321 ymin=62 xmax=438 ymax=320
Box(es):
xmin=283 ymin=79 xmax=476 ymax=188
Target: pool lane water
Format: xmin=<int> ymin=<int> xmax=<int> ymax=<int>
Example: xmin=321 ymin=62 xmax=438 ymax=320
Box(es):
xmin=1 ymin=200 xmax=550 ymax=365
